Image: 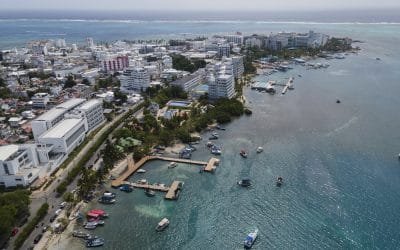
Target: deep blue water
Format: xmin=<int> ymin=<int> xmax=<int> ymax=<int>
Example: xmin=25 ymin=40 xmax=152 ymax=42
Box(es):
xmin=1 ymin=12 xmax=400 ymax=249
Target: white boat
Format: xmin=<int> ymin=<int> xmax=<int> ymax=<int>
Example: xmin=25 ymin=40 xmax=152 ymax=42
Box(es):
xmin=156 ymin=218 xmax=170 ymax=231
xmin=244 ymin=229 xmax=258 ymax=249
xmin=136 ymin=179 xmax=148 ymax=184
xmin=137 ymin=169 xmax=146 ymax=173
xmin=168 ymin=162 xmax=178 ymax=169
xmin=256 ymin=147 xmax=263 ymax=153
xmin=86 ymin=237 xmax=105 ymax=247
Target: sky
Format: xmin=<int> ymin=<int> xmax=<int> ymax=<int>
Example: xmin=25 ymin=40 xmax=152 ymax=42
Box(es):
xmin=1 ymin=0 xmax=400 ymax=11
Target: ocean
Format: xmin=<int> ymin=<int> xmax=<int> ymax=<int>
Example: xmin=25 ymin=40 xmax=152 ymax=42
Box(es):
xmin=2 ymin=10 xmax=400 ymax=250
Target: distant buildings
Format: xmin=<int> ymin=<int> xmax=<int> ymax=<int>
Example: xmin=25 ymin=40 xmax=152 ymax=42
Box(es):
xmin=119 ymin=67 xmax=150 ymax=93
xmin=31 ymin=93 xmax=50 ymax=109
xmin=208 ymin=73 xmax=235 ymax=100
xmin=218 ymin=44 xmax=231 ymax=58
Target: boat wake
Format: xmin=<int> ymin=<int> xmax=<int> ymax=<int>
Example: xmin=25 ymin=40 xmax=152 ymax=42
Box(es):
xmin=325 ymin=116 xmax=358 ymax=137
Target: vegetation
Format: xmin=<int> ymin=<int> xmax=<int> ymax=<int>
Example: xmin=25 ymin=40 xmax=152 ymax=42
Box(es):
xmin=323 ymin=37 xmax=353 ymax=52
xmin=27 ymin=71 xmax=54 ymax=80
xmin=13 ymin=203 xmax=48 ymax=250
xmin=63 ymin=75 xmax=77 ymax=89
xmin=0 ymin=190 xmax=30 ymax=246
xmin=96 ymin=76 xmax=120 ymax=89
xmin=0 ymin=77 xmax=12 ymax=99
xmin=151 ymin=85 xmax=188 ymax=107
xmin=171 ymin=54 xmax=206 ymax=73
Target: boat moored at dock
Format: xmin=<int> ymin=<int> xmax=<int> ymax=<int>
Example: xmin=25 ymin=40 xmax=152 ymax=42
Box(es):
xmin=145 ymin=189 xmax=156 ymax=197
xmin=137 ymin=169 xmax=146 ymax=173
xmin=86 ymin=237 xmax=105 ymax=248
xmin=168 ymin=162 xmax=178 ymax=169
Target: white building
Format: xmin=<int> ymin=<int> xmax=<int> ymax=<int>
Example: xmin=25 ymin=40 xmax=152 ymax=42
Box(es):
xmin=55 ymin=39 xmax=66 ymax=48
xmin=224 ymin=35 xmax=244 ymax=45
xmin=31 ymin=92 xmax=50 ymax=109
xmin=86 ymin=37 xmax=94 ymax=48
xmin=0 ymin=144 xmax=41 ymax=187
xmin=224 ymin=56 xmax=244 ymax=79
xmin=119 ymin=67 xmax=150 ymax=93
xmin=208 ymin=73 xmax=235 ymax=99
xmin=170 ymin=69 xmax=205 ymax=92
xmin=218 ymin=44 xmax=231 ymax=58
xmin=245 ymin=37 xmax=263 ymax=48
xmin=76 ymin=99 xmax=105 ymax=131
xmin=38 ymin=118 xmax=87 ymax=154
xmin=32 ymin=98 xmax=86 ymax=140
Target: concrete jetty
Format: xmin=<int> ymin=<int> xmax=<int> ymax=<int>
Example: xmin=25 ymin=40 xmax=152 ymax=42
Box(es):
xmin=165 ymin=181 xmax=184 ymax=200
xmin=111 ymin=155 xmax=219 ymax=187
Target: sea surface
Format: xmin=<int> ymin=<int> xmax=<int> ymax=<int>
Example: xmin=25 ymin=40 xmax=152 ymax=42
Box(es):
xmin=2 ymin=11 xmax=400 ymax=250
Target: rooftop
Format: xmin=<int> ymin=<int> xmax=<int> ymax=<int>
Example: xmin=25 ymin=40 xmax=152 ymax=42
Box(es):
xmin=77 ymin=99 xmax=102 ymax=111
xmin=39 ymin=118 xmax=83 ymax=139
xmin=56 ymin=98 xmax=86 ymax=110
xmin=0 ymin=145 xmax=19 ymax=161
xmin=34 ymin=108 xmax=66 ymax=122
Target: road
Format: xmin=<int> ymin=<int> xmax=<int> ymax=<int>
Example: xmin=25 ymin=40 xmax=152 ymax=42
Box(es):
xmin=9 ymin=102 xmax=142 ymax=250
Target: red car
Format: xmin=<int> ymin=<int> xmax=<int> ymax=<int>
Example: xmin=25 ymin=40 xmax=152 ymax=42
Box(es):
xmin=11 ymin=228 xmax=19 ymax=237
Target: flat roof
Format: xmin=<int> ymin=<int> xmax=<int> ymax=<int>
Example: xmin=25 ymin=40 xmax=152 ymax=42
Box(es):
xmin=39 ymin=118 xmax=83 ymax=139
xmin=34 ymin=108 xmax=66 ymax=122
xmin=0 ymin=145 xmax=19 ymax=161
xmin=56 ymin=98 xmax=86 ymax=110
xmin=78 ymin=99 xmax=102 ymax=111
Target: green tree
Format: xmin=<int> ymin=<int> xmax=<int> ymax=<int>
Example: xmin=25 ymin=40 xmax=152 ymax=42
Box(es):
xmin=63 ymin=75 xmax=77 ymax=89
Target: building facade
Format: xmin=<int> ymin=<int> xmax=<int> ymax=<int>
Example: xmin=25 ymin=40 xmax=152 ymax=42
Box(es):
xmin=119 ymin=67 xmax=150 ymax=93
xmin=76 ymin=99 xmax=105 ymax=131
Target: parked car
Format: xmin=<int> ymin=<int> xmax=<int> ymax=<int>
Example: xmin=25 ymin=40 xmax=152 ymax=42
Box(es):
xmin=50 ymin=215 xmax=57 ymax=223
xmin=55 ymin=209 xmax=62 ymax=215
xmin=59 ymin=202 xmax=67 ymax=209
xmin=33 ymin=234 xmax=43 ymax=244
xmin=11 ymin=228 xmax=19 ymax=237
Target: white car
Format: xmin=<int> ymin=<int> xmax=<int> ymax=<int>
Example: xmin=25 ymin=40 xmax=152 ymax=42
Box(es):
xmin=59 ymin=202 xmax=67 ymax=209
xmin=55 ymin=209 xmax=62 ymax=216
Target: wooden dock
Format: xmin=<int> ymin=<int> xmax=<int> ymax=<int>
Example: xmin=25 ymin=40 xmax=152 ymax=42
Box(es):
xmin=165 ymin=181 xmax=184 ymax=200
xmin=204 ymin=157 xmax=220 ymax=172
xmin=111 ymin=155 xmax=219 ymax=188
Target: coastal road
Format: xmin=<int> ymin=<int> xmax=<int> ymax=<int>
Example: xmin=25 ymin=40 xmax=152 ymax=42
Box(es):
xmin=12 ymin=102 xmax=142 ymax=250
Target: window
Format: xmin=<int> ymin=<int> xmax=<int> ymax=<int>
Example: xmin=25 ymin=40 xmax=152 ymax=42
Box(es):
xmin=15 ymin=178 xmax=22 ymax=181
xmin=3 ymin=163 xmax=10 ymax=175
xmin=28 ymin=173 xmax=32 ymax=178
xmin=66 ymin=125 xmax=85 ymax=147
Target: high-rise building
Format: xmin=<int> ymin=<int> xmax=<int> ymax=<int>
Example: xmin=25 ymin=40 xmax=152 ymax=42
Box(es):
xmin=76 ymin=99 xmax=105 ymax=131
xmin=55 ymin=39 xmax=66 ymax=48
xmin=101 ymin=55 xmax=129 ymax=73
xmin=86 ymin=37 xmax=94 ymax=48
xmin=208 ymin=73 xmax=235 ymax=99
xmin=218 ymin=44 xmax=231 ymax=58
xmin=224 ymin=35 xmax=244 ymax=45
xmin=119 ymin=67 xmax=150 ymax=93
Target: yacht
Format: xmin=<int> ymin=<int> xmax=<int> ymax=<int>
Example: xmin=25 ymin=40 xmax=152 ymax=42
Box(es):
xmin=86 ymin=237 xmax=105 ymax=248
xmin=168 ymin=162 xmax=178 ymax=169
xmin=84 ymin=223 xmax=97 ymax=230
xmin=256 ymin=147 xmax=263 ymax=153
xmin=240 ymin=150 xmax=248 ymax=158
xmin=211 ymin=145 xmax=222 ymax=155
xmin=238 ymin=178 xmax=251 ymax=187
xmin=206 ymin=141 xmax=214 ymax=147
xmin=156 ymin=218 xmax=170 ymax=232
xmin=98 ymin=197 xmax=116 ymax=204
xmin=137 ymin=169 xmax=146 ymax=173
xmin=244 ymin=229 xmax=258 ymax=249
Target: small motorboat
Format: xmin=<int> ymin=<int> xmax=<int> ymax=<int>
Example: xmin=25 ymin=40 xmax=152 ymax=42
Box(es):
xmin=276 ymin=177 xmax=283 ymax=187
xmin=376 ymin=57 xmax=381 ymax=60
xmin=168 ymin=162 xmax=178 ymax=169
xmin=97 ymin=197 xmax=116 ymax=204
xmin=119 ymin=184 xmax=133 ymax=193
xmin=211 ymin=145 xmax=222 ymax=155
xmin=136 ymin=179 xmax=148 ymax=184
xmin=244 ymin=229 xmax=258 ymax=249
xmin=336 ymin=99 xmax=341 ymax=104
xmin=240 ymin=150 xmax=248 ymax=158
xmin=72 ymin=230 xmax=90 ymax=238
xmin=216 ymin=125 xmax=226 ymax=131
xmin=102 ymin=191 xmax=116 ymax=199
xmin=137 ymin=169 xmax=146 ymax=173
xmin=84 ymin=223 xmax=97 ymax=230
xmin=156 ymin=218 xmax=170 ymax=232
xmin=145 ymin=189 xmax=156 ymax=197
xmin=238 ymin=178 xmax=251 ymax=187
xmin=86 ymin=237 xmax=105 ymax=248
xmin=206 ymin=141 xmax=214 ymax=147
xmin=256 ymin=147 xmax=263 ymax=153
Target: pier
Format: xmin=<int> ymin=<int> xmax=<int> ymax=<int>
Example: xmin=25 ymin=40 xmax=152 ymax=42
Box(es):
xmin=165 ymin=181 xmax=184 ymax=200
xmin=111 ymin=155 xmax=219 ymax=187
xmin=281 ymin=77 xmax=294 ymax=95
xmin=123 ymin=180 xmax=184 ymax=200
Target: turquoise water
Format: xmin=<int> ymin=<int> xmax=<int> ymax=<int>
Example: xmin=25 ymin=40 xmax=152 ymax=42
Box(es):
xmin=67 ymin=24 xmax=400 ymax=249
xmin=2 ymin=18 xmax=399 ymax=249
